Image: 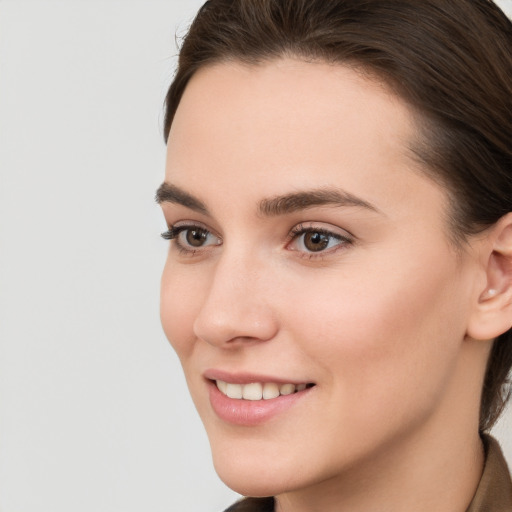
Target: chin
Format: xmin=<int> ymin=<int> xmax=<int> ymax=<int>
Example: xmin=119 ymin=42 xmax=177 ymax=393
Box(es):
xmin=209 ymin=443 xmax=281 ymax=495
xmin=213 ymin=461 xmax=297 ymax=498
xmin=217 ymin=473 xmax=282 ymax=498
xmin=209 ymin=436 xmax=322 ymax=498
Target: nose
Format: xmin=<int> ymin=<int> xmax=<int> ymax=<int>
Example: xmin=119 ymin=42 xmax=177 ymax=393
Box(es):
xmin=193 ymin=250 xmax=279 ymax=348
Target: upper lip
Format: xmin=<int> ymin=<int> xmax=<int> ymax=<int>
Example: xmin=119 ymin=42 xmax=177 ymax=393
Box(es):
xmin=203 ymin=368 xmax=313 ymax=385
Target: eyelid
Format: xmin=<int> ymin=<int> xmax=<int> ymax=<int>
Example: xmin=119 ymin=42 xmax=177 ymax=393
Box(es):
xmin=161 ymin=221 xmax=222 ymax=255
xmin=161 ymin=220 xmax=219 ymax=239
xmin=288 ymin=221 xmax=354 ymax=240
xmin=286 ymin=222 xmax=354 ymax=257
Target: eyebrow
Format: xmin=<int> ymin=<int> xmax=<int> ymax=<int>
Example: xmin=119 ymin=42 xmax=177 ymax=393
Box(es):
xmin=155 ymin=182 xmax=379 ymax=216
xmin=259 ymin=189 xmax=379 ymax=216
xmin=155 ymin=182 xmax=209 ymax=215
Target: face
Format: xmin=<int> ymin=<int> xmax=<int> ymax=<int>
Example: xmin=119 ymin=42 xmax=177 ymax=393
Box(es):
xmin=159 ymin=59 xmax=481 ymax=497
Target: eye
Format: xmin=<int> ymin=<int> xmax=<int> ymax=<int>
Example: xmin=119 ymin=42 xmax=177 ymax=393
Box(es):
xmin=287 ymin=224 xmax=352 ymax=255
xmin=161 ymin=223 xmax=221 ymax=253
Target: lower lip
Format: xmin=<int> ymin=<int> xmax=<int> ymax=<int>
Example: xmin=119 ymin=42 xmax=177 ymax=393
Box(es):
xmin=208 ymin=381 xmax=313 ymax=426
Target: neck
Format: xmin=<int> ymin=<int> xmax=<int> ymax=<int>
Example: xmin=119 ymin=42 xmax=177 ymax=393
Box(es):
xmin=275 ymin=425 xmax=484 ymax=512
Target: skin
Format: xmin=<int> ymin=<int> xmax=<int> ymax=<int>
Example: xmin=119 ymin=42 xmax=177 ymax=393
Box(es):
xmin=159 ymin=59 xmax=501 ymax=512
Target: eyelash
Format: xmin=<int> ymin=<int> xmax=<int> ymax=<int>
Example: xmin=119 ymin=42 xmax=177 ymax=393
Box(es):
xmin=161 ymin=223 xmax=221 ymax=255
xmin=286 ymin=223 xmax=353 ymax=259
xmin=161 ymin=223 xmax=353 ymax=258
xmin=161 ymin=225 xmax=192 ymax=241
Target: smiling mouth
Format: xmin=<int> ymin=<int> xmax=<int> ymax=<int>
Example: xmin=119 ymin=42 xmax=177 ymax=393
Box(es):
xmin=214 ymin=380 xmax=315 ymax=401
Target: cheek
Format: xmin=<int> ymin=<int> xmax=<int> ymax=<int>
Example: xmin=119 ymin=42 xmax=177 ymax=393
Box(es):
xmin=286 ymin=250 xmax=468 ymax=417
xmin=160 ymin=259 xmax=202 ymax=360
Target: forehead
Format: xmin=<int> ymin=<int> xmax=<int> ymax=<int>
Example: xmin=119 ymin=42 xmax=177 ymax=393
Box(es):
xmin=165 ymin=58 xmax=445 ymax=218
xmin=168 ymin=58 xmax=413 ymax=160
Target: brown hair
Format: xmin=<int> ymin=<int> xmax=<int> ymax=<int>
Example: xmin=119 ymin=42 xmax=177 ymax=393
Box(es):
xmin=163 ymin=0 xmax=512 ymax=431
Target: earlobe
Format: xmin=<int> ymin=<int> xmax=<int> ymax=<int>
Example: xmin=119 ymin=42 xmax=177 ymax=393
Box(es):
xmin=479 ymin=288 xmax=498 ymax=301
xmin=467 ymin=214 xmax=512 ymax=341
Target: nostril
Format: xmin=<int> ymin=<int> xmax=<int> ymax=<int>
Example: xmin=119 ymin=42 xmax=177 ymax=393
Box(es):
xmin=193 ymin=303 xmax=279 ymax=348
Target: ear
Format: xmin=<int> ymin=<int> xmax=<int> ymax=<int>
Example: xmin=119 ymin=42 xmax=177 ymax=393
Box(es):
xmin=467 ymin=213 xmax=512 ymax=341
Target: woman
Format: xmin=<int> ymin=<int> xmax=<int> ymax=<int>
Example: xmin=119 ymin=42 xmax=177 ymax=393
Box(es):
xmin=156 ymin=1 xmax=512 ymax=510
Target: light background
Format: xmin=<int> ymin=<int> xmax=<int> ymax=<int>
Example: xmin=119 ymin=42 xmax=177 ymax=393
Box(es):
xmin=0 ymin=1 xmax=511 ymax=511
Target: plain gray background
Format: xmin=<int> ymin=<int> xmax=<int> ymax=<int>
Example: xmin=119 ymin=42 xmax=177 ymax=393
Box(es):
xmin=0 ymin=1 xmax=511 ymax=511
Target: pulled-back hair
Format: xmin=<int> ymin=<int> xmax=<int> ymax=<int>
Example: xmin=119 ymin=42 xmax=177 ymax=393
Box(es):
xmin=163 ymin=0 xmax=512 ymax=431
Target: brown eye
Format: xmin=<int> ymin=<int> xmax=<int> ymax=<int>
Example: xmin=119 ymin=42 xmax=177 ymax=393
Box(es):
xmin=287 ymin=225 xmax=352 ymax=256
xmin=162 ymin=223 xmax=221 ymax=254
xmin=170 ymin=225 xmax=222 ymax=253
xmin=185 ymin=228 xmax=209 ymax=247
xmin=303 ymin=231 xmax=330 ymax=252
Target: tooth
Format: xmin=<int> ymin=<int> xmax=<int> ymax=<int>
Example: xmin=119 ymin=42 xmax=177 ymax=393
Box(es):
xmin=242 ymin=383 xmax=263 ymax=400
xmin=263 ymin=382 xmax=280 ymax=399
xmin=226 ymin=383 xmax=243 ymax=399
xmin=279 ymin=383 xmax=296 ymax=395
xmin=216 ymin=380 xmax=228 ymax=394
xmin=219 ymin=381 xmax=304 ymax=399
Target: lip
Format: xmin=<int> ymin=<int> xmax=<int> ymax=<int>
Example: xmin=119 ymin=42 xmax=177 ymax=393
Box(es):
xmin=204 ymin=370 xmax=315 ymax=426
xmin=203 ymin=368 xmax=311 ymax=386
